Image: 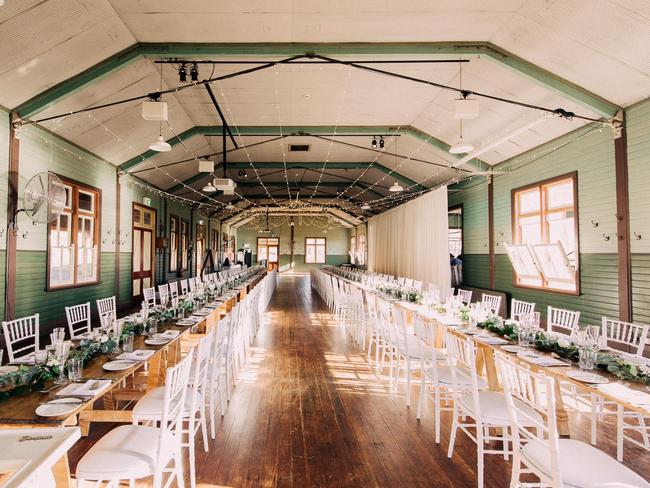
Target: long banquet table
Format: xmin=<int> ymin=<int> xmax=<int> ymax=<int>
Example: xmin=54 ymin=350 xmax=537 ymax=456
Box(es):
xmin=0 ymin=268 xmax=267 ymax=488
xmin=324 ymin=269 xmax=650 ymax=439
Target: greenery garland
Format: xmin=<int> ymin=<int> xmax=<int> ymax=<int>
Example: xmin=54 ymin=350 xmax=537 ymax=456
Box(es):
xmin=476 ymin=317 xmax=650 ymax=385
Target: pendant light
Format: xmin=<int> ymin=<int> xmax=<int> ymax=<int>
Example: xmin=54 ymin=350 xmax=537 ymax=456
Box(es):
xmin=202 ymin=179 xmax=217 ymax=193
xmin=449 ymin=62 xmax=474 ymax=154
xmin=149 ymin=63 xmax=172 ymax=152
xmin=389 ymin=181 xmax=404 ymax=192
xmin=360 ymin=203 xmax=371 ymax=210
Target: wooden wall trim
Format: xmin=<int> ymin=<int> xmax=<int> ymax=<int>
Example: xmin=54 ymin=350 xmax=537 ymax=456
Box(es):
xmin=487 ymin=176 xmax=495 ymax=289
xmin=614 ymin=112 xmax=632 ymax=321
xmin=4 ymin=114 xmax=19 ymax=320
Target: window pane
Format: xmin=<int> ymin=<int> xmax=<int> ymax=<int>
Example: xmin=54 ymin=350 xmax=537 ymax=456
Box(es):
xmin=316 ymin=246 xmax=325 ymax=263
xmin=143 ymin=211 xmax=152 ymax=226
xmin=519 ymin=215 xmax=542 ymax=244
xmin=133 ymin=208 xmax=141 ymax=225
xmin=547 ymin=211 xmax=576 ymax=260
xmin=518 ymin=188 xmax=540 ymax=214
xmin=546 ymin=180 xmax=573 ymax=209
xmin=306 ymin=246 xmax=315 ymax=263
xmin=78 ymin=191 xmax=93 ymax=212
xmin=268 ymin=247 xmax=278 ymax=262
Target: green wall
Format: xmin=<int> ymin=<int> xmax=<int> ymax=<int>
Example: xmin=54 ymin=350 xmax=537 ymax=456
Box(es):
xmin=0 ymin=108 xmax=219 ymax=336
xmin=449 ymin=119 xmax=625 ymax=325
xmin=236 ymin=220 xmax=351 ymax=272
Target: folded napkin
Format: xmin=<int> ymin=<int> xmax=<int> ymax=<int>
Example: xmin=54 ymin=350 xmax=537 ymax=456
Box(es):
xmin=597 ymin=383 xmax=650 ymax=408
xmin=116 ymin=350 xmax=155 ymax=362
xmin=155 ymin=330 xmax=181 ymax=339
xmin=55 ymin=379 xmax=112 ymax=398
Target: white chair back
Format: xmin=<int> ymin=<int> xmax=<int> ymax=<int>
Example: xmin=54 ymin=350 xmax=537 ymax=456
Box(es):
xmin=65 ymin=302 xmax=92 ymax=339
xmin=481 ymin=293 xmax=502 ymax=316
xmin=2 ymin=313 xmax=40 ymax=362
xmin=96 ymin=296 xmax=116 ymax=328
xmin=496 ymin=354 xmax=561 ymax=487
xmin=169 ymin=281 xmax=179 ymax=301
xmin=158 ymin=284 xmax=169 ymax=307
xmin=457 ymin=288 xmax=473 ymax=305
xmin=601 ymin=317 xmax=649 ymax=356
xmin=143 ymin=287 xmax=156 ymax=308
xmin=546 ymin=306 xmax=580 ymax=334
xmin=511 ymin=299 xmax=535 ymax=321
xmin=180 ymin=279 xmax=188 ymax=295
xmin=188 ymin=278 xmax=197 ymax=292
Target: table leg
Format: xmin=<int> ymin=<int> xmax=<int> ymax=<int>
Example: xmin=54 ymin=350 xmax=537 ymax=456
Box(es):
xmin=480 ymin=346 xmax=500 ymax=391
xmin=52 ymin=454 xmax=71 ymax=488
xmin=554 ymin=380 xmax=571 ymax=437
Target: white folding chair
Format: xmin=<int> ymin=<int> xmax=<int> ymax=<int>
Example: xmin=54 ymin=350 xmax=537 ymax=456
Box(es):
xmin=2 ymin=313 xmax=40 ymax=363
xmin=96 ymin=296 xmax=116 ymax=328
xmin=510 ymin=299 xmax=535 ymax=321
xmin=158 ymin=284 xmax=170 ymax=307
xmin=133 ymin=333 xmax=213 ymax=488
xmin=546 ymin=306 xmax=580 ymax=335
xmin=496 ymin=354 xmax=650 ymax=488
xmin=457 ymin=288 xmax=472 ymax=305
xmin=180 ymin=279 xmax=188 ymax=295
xmin=76 ymin=349 xmax=194 ymax=488
xmin=65 ymin=302 xmax=92 ymax=339
xmin=143 ymin=287 xmax=156 ymax=309
xmin=169 ymin=281 xmax=179 ymax=303
xmin=481 ymin=293 xmax=502 ymax=316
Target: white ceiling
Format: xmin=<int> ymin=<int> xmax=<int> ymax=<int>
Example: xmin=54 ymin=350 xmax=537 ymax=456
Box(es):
xmin=0 ymin=0 xmax=648 ymax=216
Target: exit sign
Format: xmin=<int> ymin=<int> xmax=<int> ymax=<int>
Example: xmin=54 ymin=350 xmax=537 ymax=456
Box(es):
xmin=142 ymin=196 xmax=152 ymax=206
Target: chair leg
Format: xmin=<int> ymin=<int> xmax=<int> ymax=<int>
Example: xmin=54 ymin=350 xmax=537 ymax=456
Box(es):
xmin=590 ymin=392 xmax=598 ymax=445
xmin=510 ymin=454 xmax=521 ymax=488
xmin=434 ymin=389 xmax=441 ymax=444
xmin=416 ymin=373 xmax=425 ymax=420
xmin=447 ymin=405 xmax=459 ymax=458
xmin=200 ymin=404 xmax=209 ymax=452
xmin=175 ymin=444 xmax=186 ymax=488
xmin=405 ymin=358 xmax=411 ymax=407
xmin=617 ymin=404 xmax=624 ymax=462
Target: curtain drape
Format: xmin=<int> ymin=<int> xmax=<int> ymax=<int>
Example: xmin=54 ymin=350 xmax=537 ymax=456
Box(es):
xmin=367 ymin=186 xmax=450 ymax=289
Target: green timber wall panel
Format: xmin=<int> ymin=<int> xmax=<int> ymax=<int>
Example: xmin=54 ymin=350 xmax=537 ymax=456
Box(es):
xmin=631 ymin=254 xmax=650 ymax=324
xmin=451 ymin=124 xmax=620 ymax=325
xmin=627 ymin=100 xmax=650 ymax=322
xmin=15 ymin=251 xmax=116 ymax=324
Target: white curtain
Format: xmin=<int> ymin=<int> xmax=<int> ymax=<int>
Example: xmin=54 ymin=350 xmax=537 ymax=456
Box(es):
xmin=367 ymin=186 xmax=450 ymax=289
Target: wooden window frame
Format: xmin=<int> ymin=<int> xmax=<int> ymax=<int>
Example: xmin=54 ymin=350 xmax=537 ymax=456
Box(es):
xmin=510 ymin=172 xmax=580 ymax=295
xmin=46 ymin=174 xmax=102 ymax=291
xmin=169 ymin=214 xmax=179 ymax=272
xmin=305 ymin=237 xmax=327 ymax=264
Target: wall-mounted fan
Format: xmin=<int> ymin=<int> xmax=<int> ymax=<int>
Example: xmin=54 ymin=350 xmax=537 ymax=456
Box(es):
xmin=18 ymin=172 xmax=67 ymax=224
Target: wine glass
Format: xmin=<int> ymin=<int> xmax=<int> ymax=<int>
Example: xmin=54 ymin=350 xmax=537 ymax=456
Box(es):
xmin=54 ymin=341 xmax=71 ymax=385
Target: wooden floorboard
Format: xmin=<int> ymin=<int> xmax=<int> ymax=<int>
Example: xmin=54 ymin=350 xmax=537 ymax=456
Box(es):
xmin=68 ymin=273 xmax=650 ymax=487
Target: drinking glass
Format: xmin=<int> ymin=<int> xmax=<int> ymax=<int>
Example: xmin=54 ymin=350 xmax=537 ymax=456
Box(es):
xmin=578 ymin=347 xmax=598 ymax=370
xmin=123 ymin=333 xmax=134 ymax=353
xmin=54 ymin=341 xmax=71 ymax=385
xmin=67 ymin=357 xmax=83 ymax=382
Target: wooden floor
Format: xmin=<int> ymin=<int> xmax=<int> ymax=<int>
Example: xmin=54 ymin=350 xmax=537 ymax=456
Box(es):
xmin=70 ymin=274 xmax=650 ymax=487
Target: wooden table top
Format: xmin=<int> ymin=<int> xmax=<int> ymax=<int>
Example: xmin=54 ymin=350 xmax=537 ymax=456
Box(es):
xmin=0 ymin=271 xmax=266 ymax=427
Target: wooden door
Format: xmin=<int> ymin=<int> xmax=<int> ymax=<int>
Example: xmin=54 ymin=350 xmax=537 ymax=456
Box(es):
xmin=132 ymin=203 xmax=156 ymax=298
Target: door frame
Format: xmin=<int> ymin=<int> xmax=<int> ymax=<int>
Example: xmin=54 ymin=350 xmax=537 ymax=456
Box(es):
xmin=131 ymin=202 xmax=157 ymax=298
xmin=257 ymin=236 xmax=280 ymax=271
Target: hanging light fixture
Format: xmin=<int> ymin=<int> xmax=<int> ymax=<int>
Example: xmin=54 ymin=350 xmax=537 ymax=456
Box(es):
xmin=190 ymin=63 xmax=199 ymax=82
xmin=449 ymin=62 xmax=474 ymax=154
xmin=148 ymin=63 xmax=172 ymax=152
xmin=202 ymin=179 xmax=217 ymax=193
xmin=178 ymin=63 xmax=187 ymax=83
xmin=361 ymin=203 xmax=371 ymax=210
xmin=389 ymin=181 xmax=404 ymax=192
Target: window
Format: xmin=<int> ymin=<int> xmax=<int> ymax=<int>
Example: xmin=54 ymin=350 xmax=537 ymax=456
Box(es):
xmin=510 ymin=173 xmax=579 ymax=293
xmin=169 ymin=215 xmax=179 ymax=271
xmin=357 ymin=234 xmax=366 ymax=265
xmin=210 ymin=229 xmax=219 ymax=253
xmin=48 ymin=175 xmax=101 ymax=289
xmin=257 ymin=237 xmax=279 ymax=263
xmin=305 ymin=237 xmax=326 ymax=264
xmin=349 ymin=236 xmax=356 ymax=264
xmin=180 ymin=218 xmax=189 ymax=270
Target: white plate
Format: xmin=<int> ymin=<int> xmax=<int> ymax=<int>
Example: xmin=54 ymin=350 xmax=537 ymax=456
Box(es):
xmin=102 ymin=360 xmax=136 ymax=371
xmin=501 ymin=345 xmax=525 ymax=353
xmin=566 ymin=371 xmax=609 ymax=384
xmin=145 ymin=338 xmax=170 ymax=346
xmin=458 ymin=328 xmax=482 ymax=335
xmin=176 ymin=319 xmax=197 ymax=326
xmin=0 ymin=365 xmax=19 ymax=374
xmin=36 ymin=398 xmax=83 ymax=417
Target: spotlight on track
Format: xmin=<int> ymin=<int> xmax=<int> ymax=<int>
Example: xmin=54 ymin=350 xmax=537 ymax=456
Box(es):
xmin=379 ymin=136 xmax=385 ymax=149
xmin=178 ymin=63 xmax=187 ymax=83
xmin=371 ymin=137 xmax=377 ymax=149
xmin=190 ymin=63 xmax=199 ymax=82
